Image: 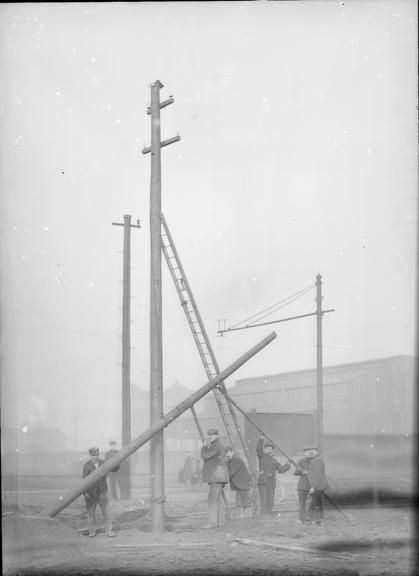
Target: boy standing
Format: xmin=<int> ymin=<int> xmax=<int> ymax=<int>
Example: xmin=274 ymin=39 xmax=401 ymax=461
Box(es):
xmin=225 ymin=446 xmax=252 ymax=519
xmin=294 ymin=447 xmax=311 ymax=523
xmin=256 ymin=435 xmax=290 ymax=515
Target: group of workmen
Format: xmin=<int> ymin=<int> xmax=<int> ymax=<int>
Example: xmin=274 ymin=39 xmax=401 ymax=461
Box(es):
xmin=200 ymin=427 xmax=328 ymax=529
xmin=82 ymin=429 xmax=329 ymax=536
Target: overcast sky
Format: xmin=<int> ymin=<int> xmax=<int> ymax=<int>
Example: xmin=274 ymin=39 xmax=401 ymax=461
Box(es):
xmin=0 ymin=1 xmax=416 ymax=449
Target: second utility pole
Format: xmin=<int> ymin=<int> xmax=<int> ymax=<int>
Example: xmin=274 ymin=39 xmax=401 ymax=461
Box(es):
xmin=316 ymin=273 xmax=324 ymax=455
xmin=143 ymin=80 xmax=180 ymax=531
xmin=112 ymin=215 xmax=141 ymax=498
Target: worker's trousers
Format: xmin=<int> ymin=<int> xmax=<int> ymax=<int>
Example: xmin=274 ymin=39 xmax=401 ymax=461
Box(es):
xmin=207 ymin=482 xmax=226 ymax=527
xmin=308 ymin=490 xmax=324 ymax=523
xmin=258 ymin=480 xmax=275 ymax=514
xmin=85 ymin=494 xmax=112 ymax=533
xmin=298 ymin=489 xmax=309 ymax=522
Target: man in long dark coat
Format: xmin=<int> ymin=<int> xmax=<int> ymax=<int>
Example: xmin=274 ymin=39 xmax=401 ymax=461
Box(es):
xmin=201 ymin=428 xmax=229 ymax=528
xmin=306 ymin=445 xmax=329 ymax=528
xmin=82 ymin=447 xmax=117 ymax=537
xmin=256 ymin=435 xmax=290 ymax=515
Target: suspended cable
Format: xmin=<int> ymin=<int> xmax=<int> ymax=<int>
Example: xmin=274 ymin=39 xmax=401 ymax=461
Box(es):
xmin=247 ymin=285 xmax=315 ymax=326
xmin=229 ymin=283 xmax=315 ymax=330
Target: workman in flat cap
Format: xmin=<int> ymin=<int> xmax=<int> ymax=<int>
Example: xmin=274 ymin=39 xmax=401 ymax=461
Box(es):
xmin=256 ymin=435 xmax=290 ymax=515
xmin=304 ymin=445 xmax=329 ymax=528
xmin=201 ymin=428 xmax=229 ymax=528
xmin=82 ymin=447 xmax=119 ymax=537
xmin=294 ymin=446 xmax=312 ymax=523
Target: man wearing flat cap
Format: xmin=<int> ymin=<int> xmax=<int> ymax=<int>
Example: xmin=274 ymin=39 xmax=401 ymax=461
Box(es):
xmin=256 ymin=435 xmax=290 ymax=515
xmin=294 ymin=446 xmax=312 ymax=523
xmin=305 ymin=445 xmax=329 ymax=528
xmin=82 ymin=447 xmax=118 ymax=537
xmin=201 ymin=428 xmax=229 ymax=528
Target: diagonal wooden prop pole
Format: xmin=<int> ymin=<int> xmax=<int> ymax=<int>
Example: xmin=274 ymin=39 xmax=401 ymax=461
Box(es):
xmin=42 ymin=331 xmax=277 ymax=517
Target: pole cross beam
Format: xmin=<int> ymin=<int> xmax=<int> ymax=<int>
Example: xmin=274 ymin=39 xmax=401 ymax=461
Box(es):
xmin=112 ymin=219 xmax=142 ymax=229
xmin=142 ymin=135 xmax=180 ymax=155
xmin=217 ymin=309 xmax=335 ymax=335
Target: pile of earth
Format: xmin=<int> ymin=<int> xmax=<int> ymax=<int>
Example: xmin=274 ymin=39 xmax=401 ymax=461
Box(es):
xmin=2 ymin=514 xmax=91 ymax=575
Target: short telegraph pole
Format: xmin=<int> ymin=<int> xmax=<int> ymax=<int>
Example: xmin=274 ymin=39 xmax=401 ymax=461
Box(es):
xmin=142 ymin=80 xmax=180 ymax=531
xmin=315 ymin=273 xmax=324 ymax=455
xmin=217 ymin=275 xmax=333 ymax=455
xmin=112 ymin=215 xmax=141 ymax=498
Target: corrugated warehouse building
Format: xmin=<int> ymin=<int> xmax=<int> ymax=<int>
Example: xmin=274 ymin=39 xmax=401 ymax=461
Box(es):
xmin=176 ymin=355 xmax=415 ymax=493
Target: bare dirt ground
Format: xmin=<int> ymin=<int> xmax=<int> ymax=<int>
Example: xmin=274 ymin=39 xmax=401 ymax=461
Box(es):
xmin=2 ymin=483 xmax=416 ymax=576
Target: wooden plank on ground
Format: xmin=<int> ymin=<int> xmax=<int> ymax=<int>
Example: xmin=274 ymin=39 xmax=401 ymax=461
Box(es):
xmin=234 ymin=537 xmax=355 ymax=561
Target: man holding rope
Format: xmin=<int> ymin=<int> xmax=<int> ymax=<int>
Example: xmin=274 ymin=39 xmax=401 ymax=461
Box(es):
xmin=305 ymin=445 xmax=329 ymax=528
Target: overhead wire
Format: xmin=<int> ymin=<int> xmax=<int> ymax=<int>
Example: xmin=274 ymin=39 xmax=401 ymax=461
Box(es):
xmin=228 ymin=283 xmax=315 ymax=330
xmin=247 ymin=285 xmax=315 ymax=326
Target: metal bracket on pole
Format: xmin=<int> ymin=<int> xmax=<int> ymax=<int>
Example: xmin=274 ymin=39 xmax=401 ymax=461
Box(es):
xmin=149 ymin=496 xmax=166 ymax=504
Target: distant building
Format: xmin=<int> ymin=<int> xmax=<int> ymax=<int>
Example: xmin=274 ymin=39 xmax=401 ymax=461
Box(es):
xmin=202 ymin=354 xmax=415 ymax=436
xmin=2 ymin=422 xmax=67 ymax=454
xmin=129 ymin=357 xmax=415 ymax=485
xmin=1 ymin=423 xmax=69 ymax=476
xmin=167 ymin=355 xmax=415 ymax=487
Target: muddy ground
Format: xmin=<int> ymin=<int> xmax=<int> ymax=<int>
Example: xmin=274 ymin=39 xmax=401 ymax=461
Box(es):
xmin=2 ymin=483 xmax=416 ymax=576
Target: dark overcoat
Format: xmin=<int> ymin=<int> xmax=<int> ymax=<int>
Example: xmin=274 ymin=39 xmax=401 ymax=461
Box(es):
xmin=256 ymin=437 xmax=290 ymax=487
xmin=201 ymin=439 xmax=229 ymax=484
xmin=227 ymin=455 xmax=252 ymax=491
xmin=308 ymin=455 xmax=329 ymax=491
xmin=82 ymin=459 xmax=108 ymax=500
xmin=294 ymin=457 xmax=310 ymax=491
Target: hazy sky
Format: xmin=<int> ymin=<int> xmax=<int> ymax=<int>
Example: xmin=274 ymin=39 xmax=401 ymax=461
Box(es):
xmin=0 ymin=1 xmax=417 ymax=449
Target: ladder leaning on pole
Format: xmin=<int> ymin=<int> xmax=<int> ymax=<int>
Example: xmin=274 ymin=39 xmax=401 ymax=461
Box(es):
xmin=161 ymin=212 xmax=259 ymax=510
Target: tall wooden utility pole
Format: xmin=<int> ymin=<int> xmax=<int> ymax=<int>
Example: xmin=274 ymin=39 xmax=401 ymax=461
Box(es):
xmin=142 ymin=80 xmax=180 ymax=531
xmin=112 ymin=215 xmax=141 ymax=498
xmin=315 ymin=273 xmax=324 ymax=455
